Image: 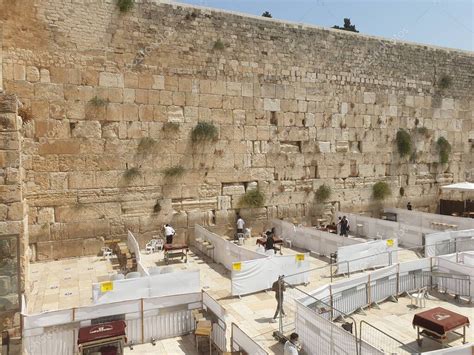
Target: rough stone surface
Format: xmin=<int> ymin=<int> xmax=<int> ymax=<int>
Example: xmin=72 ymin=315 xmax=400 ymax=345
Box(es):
xmin=0 ymin=0 xmax=472 ymax=263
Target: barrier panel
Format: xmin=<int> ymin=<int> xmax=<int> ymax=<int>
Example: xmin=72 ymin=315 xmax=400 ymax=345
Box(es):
xmin=203 ymin=291 xmax=227 ymax=352
xmin=295 ymin=300 xmax=382 ymax=355
xmin=92 ymin=269 xmax=200 ymax=304
xmin=23 ymin=292 xmax=202 ymax=354
xmin=231 ymin=323 xmax=268 ymax=355
xmin=384 ymin=207 xmax=474 ymax=231
xmin=194 ymin=224 xmax=266 ymax=270
xmin=231 ymin=253 xmax=310 ymax=296
xmin=272 ymin=219 xmax=363 ymax=256
xmin=337 ymin=239 xmax=398 ymax=274
xmin=425 ymin=230 xmax=474 ymax=257
xmin=425 ymin=343 xmax=474 ymax=354
xmin=337 ymin=212 xmax=428 ymax=247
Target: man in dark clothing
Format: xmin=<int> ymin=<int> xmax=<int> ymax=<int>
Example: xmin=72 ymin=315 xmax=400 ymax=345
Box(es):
xmin=265 ymin=232 xmax=275 ymax=251
xmin=340 ymin=216 xmax=349 ymax=237
xmin=407 ymin=202 xmax=412 ymax=210
xmin=271 ymin=275 xmax=286 ymax=322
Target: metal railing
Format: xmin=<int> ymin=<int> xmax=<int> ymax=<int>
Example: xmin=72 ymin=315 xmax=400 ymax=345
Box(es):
xmin=359 ymin=320 xmax=419 ymax=355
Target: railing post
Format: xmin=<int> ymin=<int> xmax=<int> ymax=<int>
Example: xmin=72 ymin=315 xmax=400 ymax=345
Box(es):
xmin=347 ymin=261 xmax=350 ymax=278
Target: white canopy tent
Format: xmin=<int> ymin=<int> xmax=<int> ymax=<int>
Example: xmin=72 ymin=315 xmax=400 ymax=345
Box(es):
xmin=441 ymin=182 xmax=474 ymax=192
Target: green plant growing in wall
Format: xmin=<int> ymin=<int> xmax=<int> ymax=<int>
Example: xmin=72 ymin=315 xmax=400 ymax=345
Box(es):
xmin=436 ymin=137 xmax=451 ymax=164
xmin=123 ymin=167 xmax=141 ymax=183
xmin=213 ymin=39 xmax=225 ymax=50
xmin=162 ymin=122 xmax=180 ymax=132
xmin=239 ymin=189 xmax=265 ymax=208
xmin=117 ymin=0 xmax=134 ymax=12
xmin=191 ymin=122 xmax=218 ymax=142
xmin=416 ymin=126 xmax=430 ymax=138
xmin=163 ymin=165 xmax=185 ymax=178
xmin=153 ymin=200 xmax=162 ymax=214
xmin=396 ymin=129 xmax=412 ymax=157
xmin=438 ymin=75 xmax=452 ymax=89
xmin=315 ymin=184 xmax=331 ymax=202
xmin=373 ymin=181 xmax=391 ymax=201
xmin=399 ymin=187 xmax=405 ymax=196
xmin=137 ymin=137 xmax=157 ymax=156
xmin=89 ymin=96 xmax=109 ymax=107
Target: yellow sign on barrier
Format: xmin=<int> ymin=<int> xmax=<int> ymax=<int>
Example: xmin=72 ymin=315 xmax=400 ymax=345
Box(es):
xmin=232 ymin=262 xmax=241 ymax=271
xmin=296 ymin=254 xmax=305 ymax=261
xmin=100 ymin=281 xmax=114 ymax=293
xmin=386 ymin=239 xmax=394 ymax=247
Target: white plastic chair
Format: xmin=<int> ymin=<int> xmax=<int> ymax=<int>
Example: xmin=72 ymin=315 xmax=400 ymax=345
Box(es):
xmin=101 ymin=247 xmax=113 ymax=259
xmin=154 ymin=238 xmax=164 ymax=251
xmin=408 ymin=287 xmax=427 ymax=308
xmin=145 ymin=241 xmax=155 ymax=254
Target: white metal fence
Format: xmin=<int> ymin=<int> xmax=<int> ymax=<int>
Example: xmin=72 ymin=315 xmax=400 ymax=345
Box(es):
xmin=231 ymin=323 xmax=268 ymax=354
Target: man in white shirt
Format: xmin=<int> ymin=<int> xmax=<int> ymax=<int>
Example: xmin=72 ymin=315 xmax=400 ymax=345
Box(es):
xmin=283 ymin=333 xmax=299 ymax=355
xmin=236 ymin=215 xmax=245 ymax=235
xmin=164 ymin=224 xmax=175 ymax=244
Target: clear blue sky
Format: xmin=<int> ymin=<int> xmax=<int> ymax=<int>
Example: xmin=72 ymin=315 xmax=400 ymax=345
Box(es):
xmin=177 ymin=0 xmax=473 ymax=51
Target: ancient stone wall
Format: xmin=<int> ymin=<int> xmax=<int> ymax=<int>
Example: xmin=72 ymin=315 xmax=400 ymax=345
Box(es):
xmin=1 ymin=0 xmax=473 ymax=259
xmin=0 ymin=93 xmax=28 ymax=336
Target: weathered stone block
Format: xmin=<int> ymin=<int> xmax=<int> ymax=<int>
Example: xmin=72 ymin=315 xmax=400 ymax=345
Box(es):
xmin=99 ymin=72 xmax=124 ymax=88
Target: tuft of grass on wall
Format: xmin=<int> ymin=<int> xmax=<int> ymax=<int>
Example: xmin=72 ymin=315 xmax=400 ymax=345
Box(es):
xmin=153 ymin=200 xmax=162 ymax=214
xmin=213 ymin=39 xmax=225 ymax=50
xmin=117 ymin=0 xmax=134 ymax=12
xmin=373 ymin=181 xmax=391 ymax=201
xmin=123 ymin=167 xmax=141 ymax=183
xmin=89 ymin=96 xmax=109 ymax=107
xmin=436 ymin=137 xmax=451 ymax=164
xmin=162 ymin=122 xmax=180 ymax=132
xmin=191 ymin=122 xmax=218 ymax=142
xmin=438 ymin=75 xmax=452 ymax=89
xmin=137 ymin=137 xmax=157 ymax=156
xmin=163 ymin=165 xmax=185 ymax=178
xmin=315 ymin=184 xmax=331 ymax=202
xmin=396 ymin=129 xmax=412 ymax=157
xmin=416 ymin=126 xmax=430 ymax=138
xmin=18 ymin=106 xmax=33 ymax=125
xmin=239 ymin=189 xmax=265 ymax=208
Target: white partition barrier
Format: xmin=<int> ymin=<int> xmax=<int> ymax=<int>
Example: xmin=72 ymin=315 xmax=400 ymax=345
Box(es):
xmin=231 ymin=323 xmax=268 ymax=355
xmin=92 ymin=269 xmax=200 ymax=303
xmin=295 ymin=300 xmax=382 ymax=355
xmin=195 ymin=224 xmax=266 ymax=270
xmin=337 ymin=239 xmax=399 ymax=274
xmin=463 ymin=252 xmax=474 ymax=266
xmin=384 ymin=207 xmax=474 ymax=231
xmin=23 ymin=292 xmax=202 ymax=354
xmin=231 ymin=254 xmax=310 ymax=296
xmin=337 ymin=212 xmax=430 ymax=247
xmin=435 ymin=257 xmax=474 ymax=297
xmin=272 ymin=219 xmax=363 ymax=256
xmin=425 ymin=229 xmax=474 ymax=257
xmin=202 ymin=291 xmax=227 ymax=352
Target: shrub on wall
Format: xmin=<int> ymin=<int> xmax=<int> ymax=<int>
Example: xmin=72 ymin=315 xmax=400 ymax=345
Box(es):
xmin=89 ymin=96 xmax=109 ymax=107
xmin=163 ymin=165 xmax=185 ymax=178
xmin=162 ymin=122 xmax=180 ymax=132
xmin=436 ymin=137 xmax=451 ymax=164
xmin=153 ymin=200 xmax=162 ymax=214
xmin=191 ymin=122 xmax=218 ymax=142
xmin=396 ymin=129 xmax=412 ymax=157
xmin=123 ymin=167 xmax=141 ymax=183
xmin=137 ymin=137 xmax=157 ymax=156
xmin=239 ymin=189 xmax=265 ymax=208
xmin=373 ymin=181 xmax=391 ymax=200
xmin=315 ymin=184 xmax=331 ymax=202
xmin=438 ymin=75 xmax=452 ymax=89
xmin=213 ymin=39 xmax=225 ymax=50
xmin=117 ymin=0 xmax=134 ymax=12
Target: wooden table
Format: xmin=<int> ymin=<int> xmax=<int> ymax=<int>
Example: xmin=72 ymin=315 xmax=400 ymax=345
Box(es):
xmin=413 ymin=307 xmax=470 ymax=348
xmin=163 ymin=243 xmax=188 ymax=264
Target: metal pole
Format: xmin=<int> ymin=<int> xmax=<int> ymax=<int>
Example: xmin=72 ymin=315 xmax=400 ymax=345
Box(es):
xmin=141 ymin=298 xmax=144 ymax=344
xmin=279 ymin=277 xmax=283 ymax=334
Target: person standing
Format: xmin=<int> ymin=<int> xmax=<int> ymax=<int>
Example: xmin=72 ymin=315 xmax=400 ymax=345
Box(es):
xmin=407 ymin=202 xmax=412 ymax=210
xmin=336 ymin=216 xmax=342 ymax=235
xmin=236 ymin=214 xmax=245 ymax=235
xmin=164 ymin=224 xmax=175 ymax=244
xmin=271 ymin=275 xmax=286 ymax=322
xmin=265 ymin=230 xmax=275 ymax=252
xmin=284 ymin=333 xmax=300 ymax=355
xmin=340 ymin=216 xmax=349 ymax=237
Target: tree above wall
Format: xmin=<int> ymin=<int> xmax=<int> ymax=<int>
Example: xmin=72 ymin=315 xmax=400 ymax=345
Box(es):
xmin=333 ymin=18 xmax=359 ymax=33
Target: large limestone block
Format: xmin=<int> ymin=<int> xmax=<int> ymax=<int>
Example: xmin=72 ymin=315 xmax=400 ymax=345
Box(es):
xmin=317 ymin=141 xmax=331 ymax=153
xmin=71 ymin=121 xmax=101 ymax=138
xmin=223 ymin=185 xmax=245 ymax=196
xmin=99 ymin=72 xmax=124 ymax=88
xmin=363 ymin=92 xmax=376 ymax=104
xmin=263 ymin=98 xmax=280 ymax=111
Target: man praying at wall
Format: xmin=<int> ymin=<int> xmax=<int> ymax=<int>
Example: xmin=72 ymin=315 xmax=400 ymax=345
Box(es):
xmin=164 ymin=224 xmax=175 ymax=244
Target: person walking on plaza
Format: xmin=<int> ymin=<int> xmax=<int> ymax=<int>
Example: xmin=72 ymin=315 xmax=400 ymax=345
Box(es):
xmin=271 ymin=275 xmax=286 ymax=322
xmin=164 ymin=224 xmax=175 ymax=244
xmin=284 ymin=332 xmax=300 ymax=355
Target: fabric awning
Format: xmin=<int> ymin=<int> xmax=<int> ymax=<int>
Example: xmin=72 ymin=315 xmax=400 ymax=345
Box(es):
xmin=441 ymin=182 xmax=474 ymax=192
